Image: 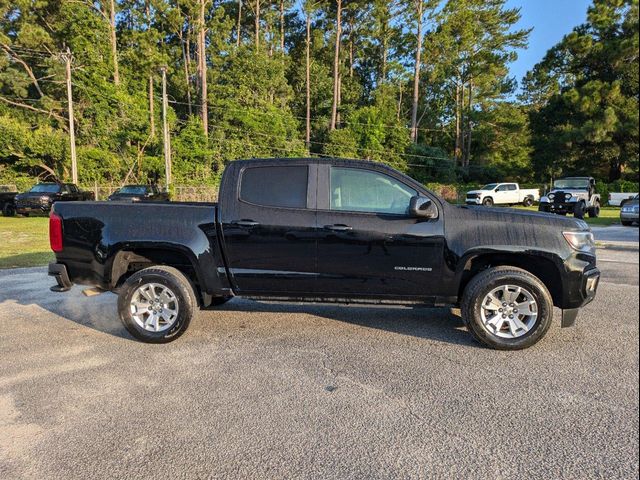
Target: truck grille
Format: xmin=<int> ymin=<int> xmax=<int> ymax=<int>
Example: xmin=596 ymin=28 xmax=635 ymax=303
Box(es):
xmin=466 ymin=194 xmax=479 ymax=200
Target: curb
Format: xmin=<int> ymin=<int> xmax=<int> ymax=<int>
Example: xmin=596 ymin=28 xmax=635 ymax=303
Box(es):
xmin=596 ymin=242 xmax=639 ymax=252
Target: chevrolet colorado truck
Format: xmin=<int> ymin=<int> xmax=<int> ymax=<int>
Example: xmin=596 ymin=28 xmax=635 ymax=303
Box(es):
xmin=465 ymin=183 xmax=540 ymax=207
xmin=48 ymin=158 xmax=600 ymax=350
xmin=16 ymin=182 xmax=94 ymax=215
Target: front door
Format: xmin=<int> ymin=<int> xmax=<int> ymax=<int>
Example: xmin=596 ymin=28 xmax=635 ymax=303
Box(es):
xmin=219 ymin=162 xmax=318 ymax=295
xmin=315 ymin=165 xmax=444 ymax=299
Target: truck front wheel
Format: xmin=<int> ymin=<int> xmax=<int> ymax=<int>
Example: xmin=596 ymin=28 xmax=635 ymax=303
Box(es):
xmin=482 ymin=197 xmax=494 ymax=207
xmin=574 ymin=201 xmax=586 ymax=219
xmin=117 ymin=266 xmax=197 ymax=343
xmin=461 ymin=267 xmax=553 ymax=350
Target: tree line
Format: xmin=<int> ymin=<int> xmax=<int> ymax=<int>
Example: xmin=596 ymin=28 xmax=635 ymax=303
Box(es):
xmin=0 ymin=0 xmax=637 ymax=190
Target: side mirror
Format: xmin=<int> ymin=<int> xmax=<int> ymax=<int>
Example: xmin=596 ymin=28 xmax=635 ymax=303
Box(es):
xmin=409 ymin=196 xmax=437 ymax=219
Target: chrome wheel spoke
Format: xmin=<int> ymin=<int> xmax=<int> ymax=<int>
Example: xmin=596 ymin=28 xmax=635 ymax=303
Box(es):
xmin=515 ymin=300 xmax=537 ymax=316
xmin=484 ymin=294 xmax=503 ymax=311
xmin=511 ymin=317 xmax=530 ymax=334
xmin=486 ymin=313 xmax=505 ymax=332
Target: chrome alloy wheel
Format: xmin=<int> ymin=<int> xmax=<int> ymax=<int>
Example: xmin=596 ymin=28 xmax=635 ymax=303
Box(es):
xmin=130 ymin=283 xmax=179 ymax=332
xmin=480 ymin=285 xmax=538 ymax=339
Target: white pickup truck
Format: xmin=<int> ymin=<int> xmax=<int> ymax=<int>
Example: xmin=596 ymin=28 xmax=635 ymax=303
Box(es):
xmin=466 ymin=183 xmax=540 ymax=207
xmin=608 ymin=192 xmax=639 ymax=207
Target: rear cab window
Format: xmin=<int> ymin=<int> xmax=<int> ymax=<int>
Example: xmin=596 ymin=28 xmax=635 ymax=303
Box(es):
xmin=240 ymin=165 xmax=309 ymax=209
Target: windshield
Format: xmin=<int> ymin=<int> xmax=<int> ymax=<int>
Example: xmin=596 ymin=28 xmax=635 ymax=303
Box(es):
xmin=117 ymin=186 xmax=148 ymax=195
xmin=553 ymin=179 xmax=589 ymax=189
xmin=481 ymin=183 xmax=498 ymax=190
xmin=29 ymin=184 xmax=60 ymax=193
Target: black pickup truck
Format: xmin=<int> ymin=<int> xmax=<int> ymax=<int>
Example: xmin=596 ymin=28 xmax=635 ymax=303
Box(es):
xmin=108 ymin=184 xmax=170 ymax=202
xmin=48 ymin=158 xmax=600 ymax=350
xmin=16 ymin=182 xmax=94 ymax=215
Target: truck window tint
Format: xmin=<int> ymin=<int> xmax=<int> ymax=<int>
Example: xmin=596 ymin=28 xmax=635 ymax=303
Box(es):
xmin=508 ymin=184 xmax=517 ymax=191
xmin=330 ymin=167 xmax=416 ymax=215
xmin=240 ymin=166 xmax=308 ymax=208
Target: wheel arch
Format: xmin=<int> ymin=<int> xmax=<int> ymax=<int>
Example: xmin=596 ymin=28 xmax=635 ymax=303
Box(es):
xmin=109 ymin=246 xmax=205 ymax=304
xmin=457 ymin=251 xmax=563 ymax=307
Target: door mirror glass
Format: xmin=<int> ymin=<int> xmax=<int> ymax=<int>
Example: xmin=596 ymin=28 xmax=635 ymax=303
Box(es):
xmin=409 ymin=196 xmax=436 ymax=218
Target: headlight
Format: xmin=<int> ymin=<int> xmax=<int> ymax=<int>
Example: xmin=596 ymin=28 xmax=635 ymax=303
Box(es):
xmin=563 ymin=231 xmax=596 ymax=254
xmin=565 ymin=193 xmax=572 ymax=200
xmin=622 ymin=206 xmax=631 ymax=212
xmin=548 ymin=193 xmax=555 ymax=200
xmin=40 ymin=196 xmax=51 ymax=203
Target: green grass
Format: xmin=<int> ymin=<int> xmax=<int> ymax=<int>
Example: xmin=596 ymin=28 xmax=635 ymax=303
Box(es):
xmin=512 ymin=205 xmax=622 ymax=226
xmin=0 ymin=217 xmax=54 ymax=269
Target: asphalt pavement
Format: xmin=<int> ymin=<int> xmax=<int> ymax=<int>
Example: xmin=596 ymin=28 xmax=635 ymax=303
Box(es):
xmin=0 ymin=247 xmax=638 ymax=479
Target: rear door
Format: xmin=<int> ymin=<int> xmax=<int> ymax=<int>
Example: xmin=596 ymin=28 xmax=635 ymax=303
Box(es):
xmin=314 ymin=164 xmax=445 ymax=299
xmin=219 ymin=161 xmax=318 ymax=295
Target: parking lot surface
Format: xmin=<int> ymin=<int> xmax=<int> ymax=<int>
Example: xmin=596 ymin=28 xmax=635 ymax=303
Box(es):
xmin=1 ymin=248 xmax=638 ymax=479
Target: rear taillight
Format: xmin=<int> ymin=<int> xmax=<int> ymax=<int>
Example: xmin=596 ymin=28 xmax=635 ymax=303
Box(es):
xmin=50 ymin=212 xmax=63 ymax=252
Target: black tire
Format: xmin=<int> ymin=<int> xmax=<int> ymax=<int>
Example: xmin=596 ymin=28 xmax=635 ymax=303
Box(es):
xmin=573 ymin=201 xmax=586 ymax=219
xmin=461 ymin=266 xmax=554 ymax=350
xmin=588 ymin=202 xmax=600 ymax=218
xmin=522 ymin=197 xmax=534 ymax=207
xmin=538 ymin=204 xmax=550 ymax=213
xmin=621 ymin=220 xmax=633 ymax=227
xmin=117 ymin=266 xmax=197 ymax=343
xmin=482 ymin=197 xmax=494 ymax=207
xmin=2 ymin=203 xmax=16 ymax=217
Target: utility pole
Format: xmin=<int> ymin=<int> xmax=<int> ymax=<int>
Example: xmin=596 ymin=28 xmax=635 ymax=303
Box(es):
xmin=160 ymin=66 xmax=172 ymax=191
xmin=62 ymin=48 xmax=78 ymax=185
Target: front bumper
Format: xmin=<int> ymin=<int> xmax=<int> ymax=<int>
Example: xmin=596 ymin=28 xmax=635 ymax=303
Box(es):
xmin=16 ymin=204 xmax=51 ymax=215
xmin=465 ymin=198 xmax=481 ymax=205
xmin=543 ymin=202 xmax=575 ymax=214
xmin=620 ymin=211 xmax=639 ymax=222
xmin=49 ymin=263 xmax=73 ymax=292
xmin=560 ymin=266 xmax=600 ymax=327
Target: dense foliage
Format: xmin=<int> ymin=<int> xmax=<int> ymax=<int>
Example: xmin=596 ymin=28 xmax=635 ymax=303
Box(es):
xmin=0 ymin=0 xmax=637 ymax=189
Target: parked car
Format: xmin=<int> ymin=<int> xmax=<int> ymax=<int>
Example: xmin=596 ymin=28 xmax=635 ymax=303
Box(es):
xmin=108 ymin=184 xmax=169 ymax=202
xmin=610 ymin=192 xmax=639 ymax=207
xmin=465 ymin=183 xmax=540 ymax=207
xmin=15 ymin=183 xmax=94 ymax=216
xmin=620 ymin=195 xmax=639 ymax=226
xmin=0 ymin=185 xmax=18 ymax=217
xmin=538 ymin=177 xmax=601 ymax=219
xmin=48 ymin=158 xmax=600 ymax=350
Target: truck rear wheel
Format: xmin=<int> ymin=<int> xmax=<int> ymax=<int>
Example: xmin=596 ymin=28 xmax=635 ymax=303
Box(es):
xmin=461 ymin=267 xmax=553 ymax=350
xmin=522 ymin=197 xmax=534 ymax=207
xmin=117 ymin=266 xmax=197 ymax=343
xmin=588 ymin=201 xmax=600 ymax=218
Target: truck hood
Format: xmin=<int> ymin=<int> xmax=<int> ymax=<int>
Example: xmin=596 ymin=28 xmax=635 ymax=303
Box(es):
xmin=450 ymin=204 xmax=589 ymax=231
xmin=15 ymin=191 xmax=56 ymax=200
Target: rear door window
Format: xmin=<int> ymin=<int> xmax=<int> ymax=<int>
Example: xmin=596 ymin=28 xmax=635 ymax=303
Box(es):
xmin=240 ymin=166 xmax=308 ymax=209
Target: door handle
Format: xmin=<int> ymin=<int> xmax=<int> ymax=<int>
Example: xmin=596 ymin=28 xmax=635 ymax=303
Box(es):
xmin=233 ymin=220 xmax=260 ymax=227
xmin=324 ymin=224 xmax=352 ymax=232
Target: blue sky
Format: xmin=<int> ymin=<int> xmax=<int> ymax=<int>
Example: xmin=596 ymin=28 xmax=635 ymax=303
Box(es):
xmin=507 ymin=0 xmax=593 ymax=84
